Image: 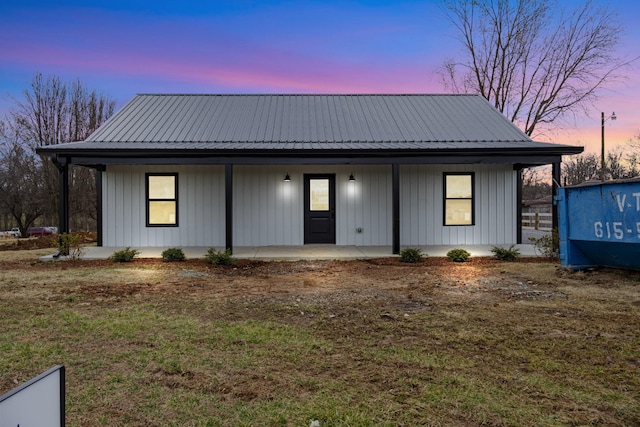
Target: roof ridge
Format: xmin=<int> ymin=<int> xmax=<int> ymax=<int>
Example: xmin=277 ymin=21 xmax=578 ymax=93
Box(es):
xmin=133 ymin=93 xmax=482 ymax=97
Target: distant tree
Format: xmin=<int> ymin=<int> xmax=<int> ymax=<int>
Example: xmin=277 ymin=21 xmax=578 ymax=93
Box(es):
xmin=0 ymin=126 xmax=47 ymax=235
xmin=629 ymin=132 xmax=640 ymax=153
xmin=522 ymin=166 xmax=552 ymax=200
xmin=13 ymin=74 xmax=114 ymax=147
xmin=562 ymin=153 xmax=600 ymax=185
xmin=606 ymin=148 xmax=640 ymax=180
xmin=8 ymin=73 xmax=116 ymax=231
xmin=561 ymin=149 xmax=639 ymax=185
xmin=441 ymin=0 xmax=632 ymax=137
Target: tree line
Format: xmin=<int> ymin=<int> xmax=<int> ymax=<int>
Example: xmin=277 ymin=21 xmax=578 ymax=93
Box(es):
xmin=0 ymin=73 xmax=115 ymax=235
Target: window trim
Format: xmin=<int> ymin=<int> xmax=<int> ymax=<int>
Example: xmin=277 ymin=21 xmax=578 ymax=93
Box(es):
xmin=443 ymin=172 xmax=475 ymax=226
xmin=146 ymin=173 xmax=179 ymax=227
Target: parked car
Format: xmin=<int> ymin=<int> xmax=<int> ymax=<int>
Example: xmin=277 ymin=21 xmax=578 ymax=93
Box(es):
xmin=27 ymin=227 xmax=54 ymax=237
xmin=7 ymin=228 xmax=21 ymax=238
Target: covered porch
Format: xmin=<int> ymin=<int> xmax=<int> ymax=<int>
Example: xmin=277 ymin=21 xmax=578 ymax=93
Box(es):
xmin=37 ymin=94 xmax=580 ymax=255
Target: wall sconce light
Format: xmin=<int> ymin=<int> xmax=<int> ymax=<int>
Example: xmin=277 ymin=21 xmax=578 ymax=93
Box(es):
xmin=348 ymin=173 xmax=355 ymax=181
xmin=283 ymin=173 xmax=291 ymax=182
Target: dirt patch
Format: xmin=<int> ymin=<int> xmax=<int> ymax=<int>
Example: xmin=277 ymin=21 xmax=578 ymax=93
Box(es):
xmin=0 ymin=236 xmax=57 ymax=251
xmin=36 ymin=257 xmax=573 ymax=305
xmin=0 ymin=232 xmax=96 ymax=251
xmin=1 ymin=253 xmax=639 ymax=426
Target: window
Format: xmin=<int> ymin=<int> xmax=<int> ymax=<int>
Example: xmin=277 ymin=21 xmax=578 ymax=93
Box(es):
xmin=309 ymin=178 xmax=330 ymax=211
xmin=444 ymin=173 xmax=474 ymax=226
xmin=146 ymin=173 xmax=178 ymax=226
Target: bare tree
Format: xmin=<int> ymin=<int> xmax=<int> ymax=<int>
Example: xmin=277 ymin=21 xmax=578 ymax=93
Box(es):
xmin=562 ymin=148 xmax=639 ymax=185
xmin=441 ymin=0 xmax=632 ymax=137
xmin=562 ymin=153 xmax=600 ymax=185
xmin=606 ymin=148 xmax=640 ymax=179
xmin=522 ymin=166 xmax=552 ymax=200
xmin=8 ymin=73 xmax=116 ymax=231
xmin=629 ymin=132 xmax=640 ymax=152
xmin=0 ymin=126 xmax=47 ymax=235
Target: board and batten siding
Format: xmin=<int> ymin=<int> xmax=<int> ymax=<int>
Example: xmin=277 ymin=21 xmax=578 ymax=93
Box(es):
xmin=400 ymin=164 xmax=517 ymax=245
xmin=233 ymin=165 xmax=392 ymax=246
xmin=101 ymin=163 xmax=516 ymax=248
xmin=102 ymin=165 xmax=225 ymax=247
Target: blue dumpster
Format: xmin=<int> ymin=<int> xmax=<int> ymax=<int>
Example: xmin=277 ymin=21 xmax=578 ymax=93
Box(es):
xmin=557 ymin=178 xmax=640 ymax=270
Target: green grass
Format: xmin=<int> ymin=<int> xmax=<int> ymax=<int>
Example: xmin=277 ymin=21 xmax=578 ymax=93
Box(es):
xmin=1 ymin=254 xmax=639 ymax=426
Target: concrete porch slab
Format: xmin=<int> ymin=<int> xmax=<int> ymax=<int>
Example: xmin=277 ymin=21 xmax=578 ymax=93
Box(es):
xmin=41 ymin=244 xmax=542 ymax=261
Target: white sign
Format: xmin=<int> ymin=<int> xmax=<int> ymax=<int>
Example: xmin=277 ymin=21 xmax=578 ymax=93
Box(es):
xmin=0 ymin=366 xmax=65 ymax=427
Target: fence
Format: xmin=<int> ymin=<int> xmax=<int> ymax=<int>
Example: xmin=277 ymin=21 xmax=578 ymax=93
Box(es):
xmin=522 ymin=212 xmax=553 ymax=231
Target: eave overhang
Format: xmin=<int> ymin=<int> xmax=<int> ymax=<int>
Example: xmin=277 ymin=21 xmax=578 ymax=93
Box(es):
xmin=37 ymin=145 xmax=584 ymax=168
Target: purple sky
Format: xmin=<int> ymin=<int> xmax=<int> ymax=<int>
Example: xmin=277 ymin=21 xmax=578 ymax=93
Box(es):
xmin=1 ymin=0 xmax=639 ymax=153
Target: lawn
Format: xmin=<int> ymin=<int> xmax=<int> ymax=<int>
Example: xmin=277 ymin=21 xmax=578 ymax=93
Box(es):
xmin=1 ymin=248 xmax=639 ymax=426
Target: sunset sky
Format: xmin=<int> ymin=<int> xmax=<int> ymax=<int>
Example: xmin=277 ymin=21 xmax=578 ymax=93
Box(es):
xmin=1 ymin=0 xmax=639 ymax=153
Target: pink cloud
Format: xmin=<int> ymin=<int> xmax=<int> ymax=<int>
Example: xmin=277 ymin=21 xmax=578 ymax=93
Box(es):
xmin=2 ymin=38 xmax=439 ymax=94
xmin=2 ymin=1 xmax=637 ymax=151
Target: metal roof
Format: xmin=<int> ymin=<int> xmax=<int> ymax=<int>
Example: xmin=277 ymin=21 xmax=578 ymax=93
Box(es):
xmin=86 ymin=94 xmax=531 ymax=146
xmin=37 ymin=94 xmax=584 ymax=164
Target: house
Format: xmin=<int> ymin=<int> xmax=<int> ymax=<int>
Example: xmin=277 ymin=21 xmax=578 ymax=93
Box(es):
xmin=37 ymin=94 xmax=582 ymax=254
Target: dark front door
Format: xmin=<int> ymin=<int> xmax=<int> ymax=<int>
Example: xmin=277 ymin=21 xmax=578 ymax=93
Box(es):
xmin=304 ymin=174 xmax=336 ymax=244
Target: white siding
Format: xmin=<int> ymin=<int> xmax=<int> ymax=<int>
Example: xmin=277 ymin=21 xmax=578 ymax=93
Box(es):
xmin=102 ymin=165 xmax=225 ymax=247
xmin=400 ymin=164 xmax=517 ymax=245
xmin=102 ymin=163 xmax=516 ymax=248
xmin=233 ymin=165 xmax=392 ymax=246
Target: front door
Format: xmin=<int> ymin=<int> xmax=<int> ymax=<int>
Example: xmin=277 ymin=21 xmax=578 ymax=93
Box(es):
xmin=304 ymin=174 xmax=336 ymax=244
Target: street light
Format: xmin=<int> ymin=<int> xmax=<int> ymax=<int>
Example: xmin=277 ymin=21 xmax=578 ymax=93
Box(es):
xmin=601 ymin=111 xmax=617 ymax=181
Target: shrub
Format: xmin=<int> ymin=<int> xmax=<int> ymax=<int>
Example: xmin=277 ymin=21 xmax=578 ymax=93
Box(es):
xmin=528 ymin=229 xmax=559 ymax=258
xmin=205 ymin=248 xmax=235 ymax=265
xmin=446 ymin=248 xmax=471 ymax=262
xmin=491 ymin=244 xmax=521 ymax=261
xmin=399 ymin=247 xmax=424 ymax=263
xmin=162 ymin=247 xmax=186 ymax=262
xmin=58 ymin=233 xmax=86 ymax=260
xmin=110 ymin=247 xmax=139 ymax=262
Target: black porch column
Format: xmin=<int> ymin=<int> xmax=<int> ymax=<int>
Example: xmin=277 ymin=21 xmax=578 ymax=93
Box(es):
xmin=96 ymin=167 xmax=104 ymax=247
xmin=516 ymin=167 xmax=523 ymax=244
xmin=225 ymin=164 xmax=233 ymax=254
xmin=392 ymin=163 xmax=400 ymax=254
xmin=56 ymin=156 xmax=69 ymax=235
xmin=552 ymin=161 xmax=561 ymax=232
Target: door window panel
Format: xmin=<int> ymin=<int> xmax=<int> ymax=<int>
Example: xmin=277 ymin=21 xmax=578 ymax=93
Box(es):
xmin=310 ymin=179 xmax=329 ymax=211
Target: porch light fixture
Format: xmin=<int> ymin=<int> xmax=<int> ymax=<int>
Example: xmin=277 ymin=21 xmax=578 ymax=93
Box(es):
xmin=348 ymin=173 xmax=356 ymax=181
xmin=284 ymin=173 xmax=291 ymax=182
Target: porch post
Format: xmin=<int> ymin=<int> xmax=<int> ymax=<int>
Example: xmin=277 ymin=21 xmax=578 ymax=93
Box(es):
xmin=96 ymin=167 xmax=104 ymax=247
xmin=392 ymin=163 xmax=400 ymax=254
xmin=516 ymin=167 xmax=523 ymax=244
xmin=225 ymin=164 xmax=233 ymax=254
xmin=552 ymin=161 xmax=561 ymax=232
xmin=56 ymin=156 xmax=69 ymax=235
